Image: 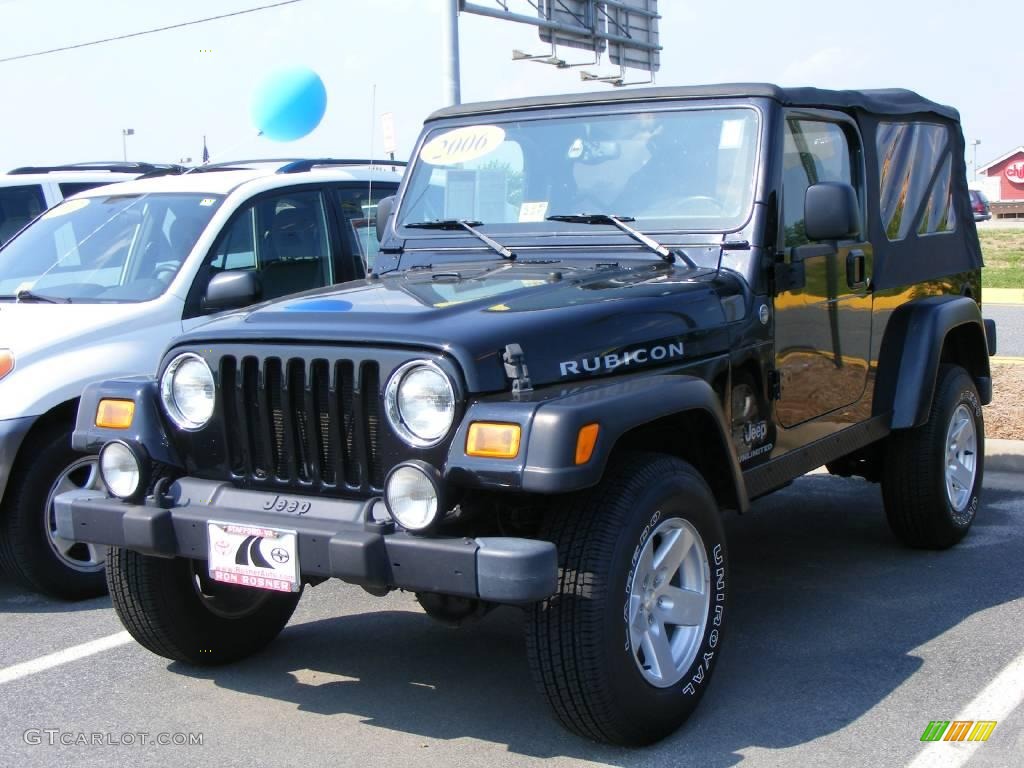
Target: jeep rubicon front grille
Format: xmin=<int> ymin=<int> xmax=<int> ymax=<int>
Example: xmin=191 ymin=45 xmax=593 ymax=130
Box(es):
xmin=218 ymin=354 xmax=384 ymax=492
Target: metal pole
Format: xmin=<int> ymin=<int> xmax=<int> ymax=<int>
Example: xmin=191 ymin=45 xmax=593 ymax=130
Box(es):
xmin=122 ymin=131 xmax=127 ymax=162
xmin=441 ymin=0 xmax=461 ymax=105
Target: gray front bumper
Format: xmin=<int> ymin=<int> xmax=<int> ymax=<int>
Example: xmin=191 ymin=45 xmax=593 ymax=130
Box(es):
xmin=0 ymin=415 xmax=35 ymax=503
xmin=54 ymin=477 xmax=557 ymax=604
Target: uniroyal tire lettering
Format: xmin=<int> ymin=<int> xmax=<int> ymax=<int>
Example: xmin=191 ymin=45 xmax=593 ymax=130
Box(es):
xmin=681 ymin=531 xmax=727 ymax=696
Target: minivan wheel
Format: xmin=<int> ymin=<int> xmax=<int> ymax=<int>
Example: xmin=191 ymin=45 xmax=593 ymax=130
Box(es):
xmin=882 ymin=364 xmax=984 ymax=549
xmin=526 ymin=453 xmax=728 ymax=746
xmin=0 ymin=425 xmax=108 ymax=599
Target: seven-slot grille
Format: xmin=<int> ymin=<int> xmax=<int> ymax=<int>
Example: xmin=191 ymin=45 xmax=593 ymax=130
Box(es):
xmin=218 ymin=354 xmax=384 ymax=492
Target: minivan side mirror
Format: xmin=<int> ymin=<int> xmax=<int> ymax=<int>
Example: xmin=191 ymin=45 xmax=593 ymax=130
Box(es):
xmin=804 ymin=182 xmax=861 ymax=241
xmin=376 ymin=195 xmax=396 ymax=243
xmin=203 ymin=270 xmax=262 ymax=312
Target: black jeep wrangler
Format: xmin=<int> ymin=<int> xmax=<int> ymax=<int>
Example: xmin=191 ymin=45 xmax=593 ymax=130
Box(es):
xmin=57 ymin=84 xmax=996 ymax=746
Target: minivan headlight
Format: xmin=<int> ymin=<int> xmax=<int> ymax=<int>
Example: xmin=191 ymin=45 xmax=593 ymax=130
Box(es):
xmin=161 ymin=352 xmax=215 ymax=430
xmin=0 ymin=349 xmax=13 ymax=381
xmin=384 ymin=360 xmax=456 ymax=447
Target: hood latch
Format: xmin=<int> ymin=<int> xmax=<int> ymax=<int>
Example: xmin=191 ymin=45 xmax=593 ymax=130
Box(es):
xmin=502 ymin=343 xmax=533 ymax=399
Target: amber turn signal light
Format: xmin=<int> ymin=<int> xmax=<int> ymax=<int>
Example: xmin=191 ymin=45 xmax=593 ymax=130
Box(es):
xmin=575 ymin=423 xmax=600 ymax=465
xmin=95 ymin=399 xmax=135 ymax=429
xmin=466 ymin=422 xmax=521 ymax=459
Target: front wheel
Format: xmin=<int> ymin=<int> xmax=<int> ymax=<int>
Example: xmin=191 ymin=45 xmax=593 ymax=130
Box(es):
xmin=106 ymin=547 xmax=301 ymax=665
xmin=0 ymin=425 xmax=108 ymax=599
xmin=526 ymin=453 xmax=728 ymax=746
xmin=881 ymin=364 xmax=984 ymax=549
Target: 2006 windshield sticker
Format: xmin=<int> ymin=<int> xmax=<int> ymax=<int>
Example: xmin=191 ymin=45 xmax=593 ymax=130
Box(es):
xmin=419 ymin=125 xmax=505 ymax=165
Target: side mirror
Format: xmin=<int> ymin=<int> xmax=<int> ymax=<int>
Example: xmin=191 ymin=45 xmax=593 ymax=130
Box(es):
xmin=203 ymin=270 xmax=261 ymax=312
xmin=376 ymin=195 xmax=396 ymax=242
xmin=804 ymin=182 xmax=860 ymax=241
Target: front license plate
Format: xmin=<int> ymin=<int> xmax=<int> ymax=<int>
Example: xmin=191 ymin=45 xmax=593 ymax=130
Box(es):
xmin=206 ymin=521 xmax=300 ymax=593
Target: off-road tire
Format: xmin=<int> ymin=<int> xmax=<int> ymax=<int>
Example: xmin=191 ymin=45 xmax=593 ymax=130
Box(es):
xmin=882 ymin=364 xmax=984 ymax=549
xmin=526 ymin=453 xmax=728 ymax=746
xmin=0 ymin=424 xmax=107 ymax=599
xmin=106 ymin=547 xmax=301 ymax=665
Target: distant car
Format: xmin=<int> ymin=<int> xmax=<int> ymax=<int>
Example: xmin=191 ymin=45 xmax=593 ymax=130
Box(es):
xmin=0 ymin=162 xmax=183 ymax=246
xmin=0 ymin=158 xmax=403 ymax=599
xmin=969 ymin=189 xmax=992 ymax=221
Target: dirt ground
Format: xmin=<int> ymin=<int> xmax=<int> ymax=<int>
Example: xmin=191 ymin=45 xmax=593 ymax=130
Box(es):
xmin=987 ymin=362 xmax=1024 ymax=440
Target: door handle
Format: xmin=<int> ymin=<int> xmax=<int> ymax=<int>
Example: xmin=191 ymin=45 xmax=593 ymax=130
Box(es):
xmin=846 ymin=250 xmax=867 ymax=288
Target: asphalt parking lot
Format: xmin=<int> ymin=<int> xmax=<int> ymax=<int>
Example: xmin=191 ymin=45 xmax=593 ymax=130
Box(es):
xmin=1 ymin=470 xmax=1021 ymax=768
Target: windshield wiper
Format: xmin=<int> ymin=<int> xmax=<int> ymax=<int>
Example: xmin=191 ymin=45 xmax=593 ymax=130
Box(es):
xmin=405 ymin=219 xmax=515 ymax=260
xmin=547 ymin=213 xmax=695 ymax=267
xmin=15 ymin=289 xmax=70 ymax=304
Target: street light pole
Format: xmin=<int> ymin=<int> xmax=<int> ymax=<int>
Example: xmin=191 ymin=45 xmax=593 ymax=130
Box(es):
xmin=972 ymin=139 xmax=981 ymax=182
xmin=122 ymin=128 xmax=135 ymax=162
xmin=441 ymin=0 xmax=461 ymax=105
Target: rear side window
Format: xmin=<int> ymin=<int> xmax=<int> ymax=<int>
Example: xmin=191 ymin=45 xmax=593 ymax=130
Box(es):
xmin=876 ymin=122 xmax=956 ymax=240
xmin=59 ymin=182 xmax=106 ymax=197
xmin=0 ymin=184 xmax=46 ymax=245
xmin=331 ymin=185 xmax=398 ymax=273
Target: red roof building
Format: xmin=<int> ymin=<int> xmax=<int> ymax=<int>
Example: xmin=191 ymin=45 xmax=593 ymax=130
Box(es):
xmin=978 ymin=146 xmax=1024 ymax=201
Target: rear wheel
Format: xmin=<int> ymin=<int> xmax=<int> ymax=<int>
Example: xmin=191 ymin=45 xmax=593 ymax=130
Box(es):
xmin=106 ymin=547 xmax=301 ymax=665
xmin=526 ymin=453 xmax=727 ymax=746
xmin=0 ymin=425 xmax=107 ymax=599
xmin=882 ymin=364 xmax=984 ymax=549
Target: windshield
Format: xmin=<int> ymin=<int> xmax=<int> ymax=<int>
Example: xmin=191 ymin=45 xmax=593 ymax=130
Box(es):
xmin=397 ymin=107 xmax=760 ymax=237
xmin=0 ymin=193 xmax=224 ymax=302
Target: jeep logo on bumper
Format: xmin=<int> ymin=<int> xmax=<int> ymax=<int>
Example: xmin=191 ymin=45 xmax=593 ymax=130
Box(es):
xmin=559 ymin=342 xmax=684 ymax=377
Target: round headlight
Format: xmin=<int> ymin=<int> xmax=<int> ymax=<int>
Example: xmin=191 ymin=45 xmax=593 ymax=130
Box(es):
xmin=99 ymin=441 xmax=143 ymax=500
xmin=385 ymin=361 xmax=456 ymax=447
xmin=384 ymin=462 xmax=442 ymax=531
xmin=161 ymin=353 xmax=215 ymax=430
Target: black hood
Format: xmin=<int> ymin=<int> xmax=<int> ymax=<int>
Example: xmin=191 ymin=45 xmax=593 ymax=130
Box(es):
xmin=181 ymin=261 xmax=748 ymax=393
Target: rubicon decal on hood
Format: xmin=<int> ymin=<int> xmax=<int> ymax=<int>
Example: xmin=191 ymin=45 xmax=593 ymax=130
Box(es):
xmin=559 ymin=342 xmax=684 ymax=377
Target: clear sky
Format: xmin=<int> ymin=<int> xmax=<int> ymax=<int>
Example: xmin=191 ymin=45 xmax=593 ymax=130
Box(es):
xmin=0 ymin=0 xmax=1018 ymax=178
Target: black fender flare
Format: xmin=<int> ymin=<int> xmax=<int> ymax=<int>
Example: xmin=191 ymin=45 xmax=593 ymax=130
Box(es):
xmin=446 ymin=374 xmax=747 ymax=512
xmin=72 ymin=377 xmax=182 ymax=467
xmin=873 ymin=295 xmax=992 ymax=430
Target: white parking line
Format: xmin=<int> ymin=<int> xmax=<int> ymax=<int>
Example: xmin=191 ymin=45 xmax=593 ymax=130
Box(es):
xmin=0 ymin=632 xmax=132 ymax=685
xmin=906 ymin=648 xmax=1024 ymax=768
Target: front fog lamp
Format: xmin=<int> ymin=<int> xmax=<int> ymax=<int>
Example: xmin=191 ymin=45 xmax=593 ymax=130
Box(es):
xmin=384 ymin=462 xmax=444 ymax=531
xmin=161 ymin=352 xmax=215 ymax=430
xmin=99 ymin=441 xmax=146 ymax=500
xmin=385 ymin=360 xmax=456 ymax=447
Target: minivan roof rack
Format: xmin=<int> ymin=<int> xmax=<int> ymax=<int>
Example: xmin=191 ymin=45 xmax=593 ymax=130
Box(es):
xmin=276 ymin=158 xmax=407 ymax=174
xmin=135 ymin=159 xmax=308 ymax=180
xmin=197 ymin=158 xmax=306 ymax=171
xmin=7 ymin=162 xmax=182 ymax=175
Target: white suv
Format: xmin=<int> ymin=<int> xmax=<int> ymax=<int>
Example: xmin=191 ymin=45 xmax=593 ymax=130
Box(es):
xmin=0 ymin=162 xmax=180 ymax=245
xmin=0 ymin=159 xmax=403 ymax=598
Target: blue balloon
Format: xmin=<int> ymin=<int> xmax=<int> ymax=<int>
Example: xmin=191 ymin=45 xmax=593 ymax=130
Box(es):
xmin=251 ymin=67 xmax=327 ymax=142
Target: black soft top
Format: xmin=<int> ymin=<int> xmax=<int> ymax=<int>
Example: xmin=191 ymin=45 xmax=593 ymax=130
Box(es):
xmin=426 ymin=83 xmax=959 ymax=123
